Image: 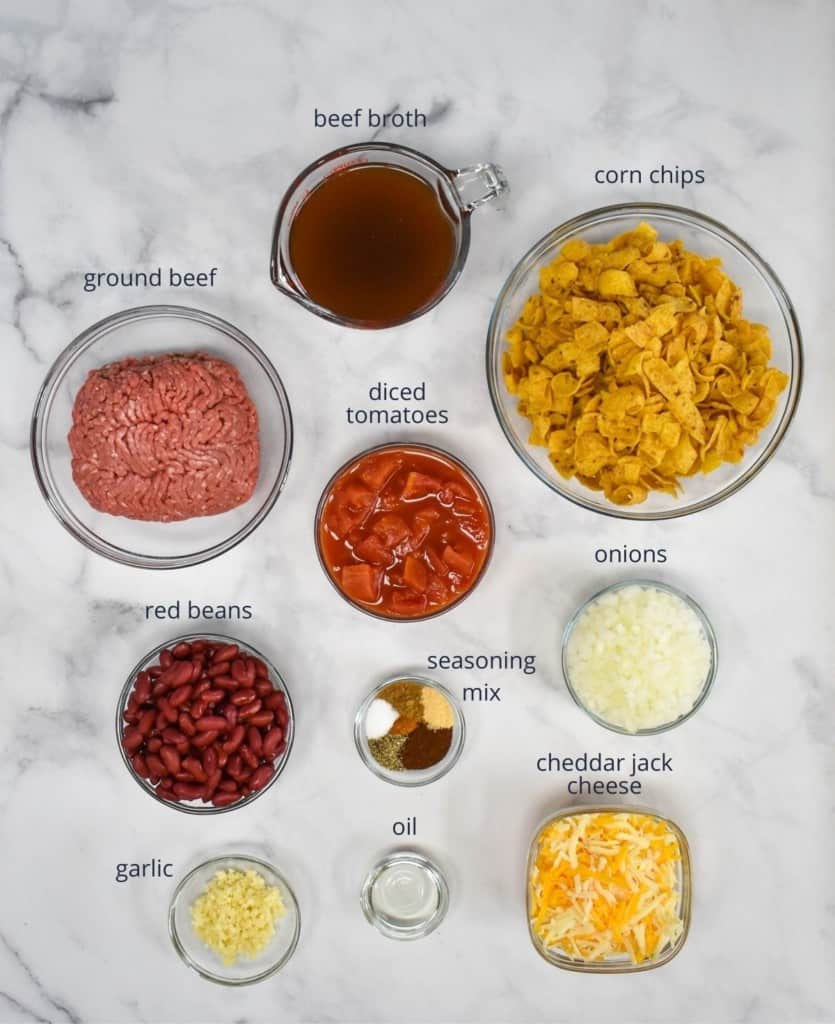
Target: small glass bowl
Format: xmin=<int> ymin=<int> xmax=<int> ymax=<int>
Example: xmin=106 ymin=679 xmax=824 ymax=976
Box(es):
xmin=361 ymin=850 xmax=449 ymax=940
xmin=354 ymin=675 xmax=465 ymax=787
xmin=314 ymin=441 xmax=495 ymax=622
xmin=169 ymin=853 xmax=300 ymax=985
xmin=487 ymin=203 xmax=803 ymax=520
xmin=116 ymin=633 xmax=295 ymax=814
xmin=31 ymin=304 xmax=294 ymax=568
xmin=527 ymin=805 xmax=691 ymax=973
xmin=561 ymin=579 xmax=717 ymax=735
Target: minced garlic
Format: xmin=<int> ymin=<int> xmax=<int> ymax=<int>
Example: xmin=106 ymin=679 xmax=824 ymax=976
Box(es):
xmin=191 ymin=868 xmax=285 ymax=965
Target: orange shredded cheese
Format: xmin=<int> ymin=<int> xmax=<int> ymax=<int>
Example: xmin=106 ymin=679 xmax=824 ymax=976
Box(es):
xmin=529 ymin=812 xmax=684 ymax=964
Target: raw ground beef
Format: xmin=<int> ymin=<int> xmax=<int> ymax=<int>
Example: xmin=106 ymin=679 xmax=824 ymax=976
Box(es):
xmin=68 ymin=353 xmax=260 ymax=522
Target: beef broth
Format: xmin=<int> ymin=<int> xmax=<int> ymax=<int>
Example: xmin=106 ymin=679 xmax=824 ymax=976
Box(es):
xmin=288 ymin=164 xmax=457 ymax=326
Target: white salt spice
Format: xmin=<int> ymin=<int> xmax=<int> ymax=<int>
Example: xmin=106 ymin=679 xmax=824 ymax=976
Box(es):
xmin=565 ymin=584 xmax=712 ymax=733
xmin=365 ymin=698 xmax=400 ymax=739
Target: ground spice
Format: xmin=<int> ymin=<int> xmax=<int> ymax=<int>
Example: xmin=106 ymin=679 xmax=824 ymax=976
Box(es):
xmin=389 ymin=715 xmax=418 ymax=735
xmin=400 ymin=724 xmax=452 ymax=770
xmin=368 ymin=733 xmax=406 ymax=771
xmin=378 ymin=681 xmax=423 ymax=720
xmin=421 ymin=686 xmax=454 ymax=730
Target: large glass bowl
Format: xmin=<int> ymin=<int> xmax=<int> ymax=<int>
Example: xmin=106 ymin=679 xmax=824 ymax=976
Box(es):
xmin=487 ymin=203 xmax=802 ymax=519
xmin=31 ymin=304 xmax=293 ymax=568
xmin=116 ymin=632 xmax=295 ymax=814
xmin=169 ymin=853 xmax=300 ymax=985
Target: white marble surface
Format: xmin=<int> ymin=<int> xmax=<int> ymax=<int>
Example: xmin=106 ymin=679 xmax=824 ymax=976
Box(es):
xmin=1 ymin=0 xmax=833 ymax=1022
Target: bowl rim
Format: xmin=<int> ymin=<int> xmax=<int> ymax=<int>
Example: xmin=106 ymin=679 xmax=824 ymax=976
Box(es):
xmin=168 ymin=852 xmax=301 ymax=985
xmin=353 ymin=673 xmax=466 ymax=787
xmin=115 ymin=631 xmax=295 ymax=814
xmin=486 ymin=201 xmax=803 ymax=520
xmin=313 ymin=440 xmax=495 ymax=622
xmin=526 ymin=804 xmax=692 ymax=973
xmin=560 ymin=578 xmax=718 ymax=735
xmin=360 ymin=849 xmax=450 ymax=940
xmin=30 ymin=303 xmax=294 ymax=569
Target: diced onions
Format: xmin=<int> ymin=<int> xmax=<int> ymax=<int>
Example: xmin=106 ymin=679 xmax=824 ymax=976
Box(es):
xmin=565 ymin=584 xmax=712 ymax=732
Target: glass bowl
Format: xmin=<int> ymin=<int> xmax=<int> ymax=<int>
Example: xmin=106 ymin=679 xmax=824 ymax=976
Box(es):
xmin=527 ymin=805 xmax=692 ymax=973
xmin=487 ymin=203 xmax=803 ymax=519
xmin=31 ymin=304 xmax=293 ymax=568
xmin=169 ymin=853 xmax=300 ymax=985
xmin=116 ymin=632 xmax=295 ymax=814
xmin=354 ymin=674 xmax=465 ymax=787
xmin=360 ymin=850 xmax=449 ymax=940
xmin=314 ymin=441 xmax=495 ymax=622
xmin=561 ymin=579 xmax=717 ymax=735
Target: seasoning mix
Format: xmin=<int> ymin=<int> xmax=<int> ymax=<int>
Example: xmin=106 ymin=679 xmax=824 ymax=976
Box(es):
xmin=364 ymin=679 xmax=457 ymax=775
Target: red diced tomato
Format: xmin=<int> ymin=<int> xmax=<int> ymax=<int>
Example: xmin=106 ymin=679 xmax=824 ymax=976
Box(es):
xmin=372 ymin=514 xmax=410 ymax=547
xmin=359 ymin=454 xmax=403 ymax=492
xmin=354 ymin=534 xmax=393 ymax=566
xmin=401 ymin=472 xmax=442 ymax=500
xmin=408 ymin=515 xmax=432 ymax=551
xmin=403 ymin=555 xmax=428 ymax=593
xmin=458 ymin=518 xmax=490 ymax=546
xmin=340 ymin=563 xmax=383 ymax=604
xmin=390 ymin=589 xmax=428 ymax=615
xmin=327 ymin=484 xmax=375 ymax=537
xmin=426 ymin=574 xmax=450 ymax=606
xmin=442 ymin=545 xmax=475 ymax=577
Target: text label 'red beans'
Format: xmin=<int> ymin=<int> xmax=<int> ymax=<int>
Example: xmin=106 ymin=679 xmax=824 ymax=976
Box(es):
xmin=317 ymin=445 xmax=493 ymax=620
xmin=121 ymin=640 xmax=291 ymax=808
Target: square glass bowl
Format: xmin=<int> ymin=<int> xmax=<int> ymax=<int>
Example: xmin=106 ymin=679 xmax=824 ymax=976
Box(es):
xmin=487 ymin=203 xmax=802 ymax=520
xmin=526 ymin=805 xmax=691 ymax=973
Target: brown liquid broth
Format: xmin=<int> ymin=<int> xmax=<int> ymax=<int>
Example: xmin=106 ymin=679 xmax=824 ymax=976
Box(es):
xmin=288 ymin=164 xmax=458 ymax=325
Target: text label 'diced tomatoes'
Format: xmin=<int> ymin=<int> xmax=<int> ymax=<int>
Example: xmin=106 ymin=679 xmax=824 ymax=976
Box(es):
xmin=317 ymin=444 xmax=494 ymax=620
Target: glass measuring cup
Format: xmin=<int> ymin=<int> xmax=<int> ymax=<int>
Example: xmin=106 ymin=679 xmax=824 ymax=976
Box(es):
xmin=270 ymin=142 xmax=508 ymax=329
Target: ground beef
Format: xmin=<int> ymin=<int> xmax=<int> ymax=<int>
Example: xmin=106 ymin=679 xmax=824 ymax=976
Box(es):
xmin=68 ymin=353 xmax=260 ymax=522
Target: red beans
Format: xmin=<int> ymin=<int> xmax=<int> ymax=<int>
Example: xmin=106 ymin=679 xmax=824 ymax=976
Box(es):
xmin=120 ymin=638 xmax=291 ymax=809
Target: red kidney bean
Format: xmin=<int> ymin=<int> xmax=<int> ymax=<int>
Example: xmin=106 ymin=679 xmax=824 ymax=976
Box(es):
xmin=191 ymin=640 xmax=207 ymax=653
xmin=178 ymin=713 xmax=196 ymax=737
xmin=135 ymin=671 xmax=152 ymax=703
xmin=251 ymin=657 xmax=269 ymax=680
xmin=196 ymin=715 xmax=228 ymax=732
xmin=240 ymin=744 xmax=259 ymax=771
xmin=131 ymin=753 xmax=148 ymax=777
xmin=214 ymin=675 xmax=238 ymax=691
xmin=247 ymin=726 xmax=263 ymax=758
xmin=162 ymin=660 xmax=193 ymax=689
xmin=212 ymin=791 xmax=240 ymax=807
xmin=231 ymin=688 xmax=256 ymax=707
xmin=254 ymin=679 xmax=274 ymax=698
xmin=238 ymin=698 xmax=263 ymax=721
xmin=277 ymin=707 xmax=289 ymax=729
xmin=224 ymin=704 xmax=238 ymax=727
xmin=173 ymin=782 xmax=204 ymax=801
xmin=148 ymin=664 xmax=164 ymax=678
xmin=230 ymin=658 xmax=249 ymax=684
xmin=159 ymin=745 xmax=181 ymax=776
xmin=248 ymin=710 xmax=274 ymax=728
xmin=222 ymin=724 xmax=245 ymax=754
xmin=189 ymin=659 xmax=204 ymax=683
xmin=249 ymin=764 xmax=274 ymax=792
xmin=217 ymin=748 xmax=229 ymax=769
xmin=159 ymin=698 xmax=178 ymax=724
xmin=146 ymin=736 xmax=163 ymax=753
xmin=226 ymin=753 xmax=244 ymax=777
xmin=262 ymin=727 xmax=284 ymax=758
xmin=218 ymin=779 xmax=238 ymax=793
xmin=203 ymin=746 xmax=218 ymax=775
xmin=172 ymin=642 xmax=192 ymax=659
xmin=123 ymin=727 xmax=143 ymax=754
xmin=137 ymin=710 xmax=156 ymax=736
xmin=207 ymin=660 xmax=231 ymax=678
xmin=202 ymin=688 xmax=224 ymax=705
xmin=264 ymin=691 xmax=285 ymax=711
xmin=146 ymin=753 xmax=168 ymax=777
xmin=213 ymin=644 xmax=239 ymax=663
xmin=204 ymin=768 xmax=222 ymax=799
xmin=182 ymin=757 xmax=207 ymax=782
xmin=192 ymin=729 xmax=220 ymax=749
xmin=168 ymin=684 xmax=192 ymax=709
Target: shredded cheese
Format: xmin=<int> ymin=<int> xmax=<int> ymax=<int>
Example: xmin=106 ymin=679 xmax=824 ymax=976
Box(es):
xmin=191 ymin=868 xmax=286 ymax=966
xmin=529 ymin=812 xmax=684 ymax=964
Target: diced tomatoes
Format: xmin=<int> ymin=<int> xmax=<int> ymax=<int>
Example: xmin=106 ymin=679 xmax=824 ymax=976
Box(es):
xmin=354 ymin=534 xmax=393 ymax=566
xmin=359 ymin=454 xmax=403 ymax=492
xmin=408 ymin=515 xmax=432 ymax=551
xmin=390 ymin=589 xmax=428 ymax=615
xmin=442 ymin=545 xmax=475 ymax=576
xmin=426 ymin=574 xmax=450 ymax=605
xmin=327 ymin=483 xmax=376 ymax=537
xmin=401 ymin=471 xmax=442 ymax=500
xmin=339 ymin=563 xmax=383 ymax=604
xmin=403 ymin=555 xmax=429 ymax=593
xmin=372 ymin=514 xmax=410 ymax=547
xmin=426 ymin=547 xmax=448 ymax=576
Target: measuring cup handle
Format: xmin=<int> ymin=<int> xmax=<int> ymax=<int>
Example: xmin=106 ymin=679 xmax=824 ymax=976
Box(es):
xmin=451 ymin=163 xmax=509 ymax=212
